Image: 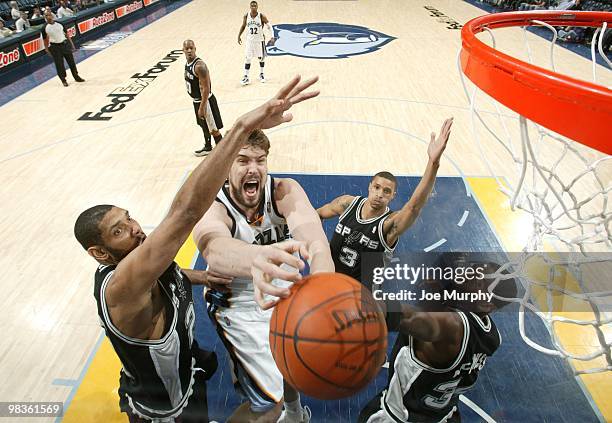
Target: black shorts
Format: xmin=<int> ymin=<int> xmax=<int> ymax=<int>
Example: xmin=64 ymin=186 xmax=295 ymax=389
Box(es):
xmin=193 ymin=94 xmax=223 ymax=132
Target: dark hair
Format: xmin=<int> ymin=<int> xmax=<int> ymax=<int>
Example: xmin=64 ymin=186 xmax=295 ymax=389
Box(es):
xmin=245 ymin=129 xmax=270 ymax=154
xmin=250 ymin=1 xmax=257 ymax=5
xmin=371 ymin=171 xmax=397 ymax=188
xmin=74 ymin=205 xmax=113 ymax=250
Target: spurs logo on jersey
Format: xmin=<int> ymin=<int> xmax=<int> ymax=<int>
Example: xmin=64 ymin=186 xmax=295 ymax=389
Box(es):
xmin=330 ymin=196 xmax=396 ymax=284
xmin=381 ymin=311 xmax=501 ymax=422
xmin=246 ymin=12 xmax=264 ymax=42
xmin=335 ymin=223 xmax=380 ymax=250
xmin=215 ymin=176 xmax=290 ymax=307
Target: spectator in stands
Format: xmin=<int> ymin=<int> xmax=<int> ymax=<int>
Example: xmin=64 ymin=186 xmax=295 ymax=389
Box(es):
xmin=16 ymin=11 xmax=30 ymax=32
xmin=72 ymin=0 xmax=84 ymax=12
xmin=0 ymin=19 xmax=14 ymax=37
xmin=9 ymin=1 xmax=20 ymax=20
xmin=56 ymin=1 xmax=75 ymax=18
xmin=42 ymin=9 xmax=85 ymax=87
xmin=519 ymin=0 xmax=551 ymax=10
xmin=44 ymin=6 xmax=57 ymax=19
xmin=31 ymin=7 xmax=42 ymax=19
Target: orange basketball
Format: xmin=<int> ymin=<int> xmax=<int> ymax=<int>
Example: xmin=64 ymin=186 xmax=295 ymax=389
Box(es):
xmin=269 ymin=272 xmax=388 ymax=400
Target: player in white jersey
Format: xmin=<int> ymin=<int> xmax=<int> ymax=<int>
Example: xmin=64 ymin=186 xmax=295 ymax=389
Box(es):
xmin=193 ymin=126 xmax=333 ymax=422
xmin=237 ymin=1 xmax=275 ymax=85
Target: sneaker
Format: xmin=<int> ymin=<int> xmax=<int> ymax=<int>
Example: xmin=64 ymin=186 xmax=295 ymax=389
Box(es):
xmin=61 ymin=80 xmax=69 ymax=87
xmin=259 ymin=73 xmax=266 ymax=83
xmin=277 ymin=406 xmax=311 ymax=423
xmin=74 ymin=76 xmax=85 ymax=82
xmin=241 ymin=76 xmax=250 ymax=85
xmin=194 ymin=144 xmax=212 ymax=157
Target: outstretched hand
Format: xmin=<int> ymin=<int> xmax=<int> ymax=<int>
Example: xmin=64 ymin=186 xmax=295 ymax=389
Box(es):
xmin=427 ymin=117 xmax=453 ymax=164
xmin=239 ymin=75 xmax=319 ymax=132
xmin=251 ymin=240 xmax=310 ymax=310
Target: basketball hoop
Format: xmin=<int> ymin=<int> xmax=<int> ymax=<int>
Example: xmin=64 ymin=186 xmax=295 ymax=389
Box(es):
xmin=458 ymin=11 xmax=612 ymax=374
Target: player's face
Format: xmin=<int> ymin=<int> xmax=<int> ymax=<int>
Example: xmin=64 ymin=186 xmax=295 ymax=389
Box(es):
xmin=182 ymin=42 xmax=196 ymax=62
xmin=250 ymin=2 xmax=258 ymax=14
xmin=228 ymin=146 xmax=268 ymax=209
xmin=367 ymin=176 xmax=396 ymax=210
xmin=98 ymin=207 xmax=146 ymax=263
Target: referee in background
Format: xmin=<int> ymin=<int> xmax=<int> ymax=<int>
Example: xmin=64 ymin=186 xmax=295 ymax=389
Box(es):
xmin=43 ymin=9 xmax=85 ymax=87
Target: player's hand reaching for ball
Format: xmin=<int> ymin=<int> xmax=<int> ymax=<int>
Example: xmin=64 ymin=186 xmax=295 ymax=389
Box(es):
xmin=427 ymin=117 xmax=453 ymax=165
xmin=252 ymin=240 xmax=310 ymax=310
xmin=203 ymin=269 xmax=233 ymax=293
xmin=238 ymin=75 xmax=319 ymax=131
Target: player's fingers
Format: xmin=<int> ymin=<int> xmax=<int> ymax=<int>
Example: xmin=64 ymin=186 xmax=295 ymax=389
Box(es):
xmin=260 ymin=298 xmax=280 ymax=311
xmin=289 ymin=90 xmax=320 ymax=106
xmin=254 ymin=285 xmax=266 ymax=309
xmin=280 ymin=112 xmax=294 ymax=124
xmin=299 ymin=243 xmax=310 ymax=261
xmin=258 ymin=262 xmax=302 ymax=284
xmin=275 ymin=75 xmax=301 ymax=100
xmin=268 ymin=245 xmax=305 ymax=271
xmin=287 ymin=80 xmax=319 ymax=104
xmin=287 ymin=75 xmax=319 ymax=99
xmin=278 ymin=240 xmax=310 ymax=262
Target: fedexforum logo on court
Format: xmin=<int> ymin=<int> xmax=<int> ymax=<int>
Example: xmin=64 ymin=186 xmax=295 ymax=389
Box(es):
xmin=79 ymin=50 xmax=182 ymax=121
xmin=268 ymin=23 xmax=395 ymax=59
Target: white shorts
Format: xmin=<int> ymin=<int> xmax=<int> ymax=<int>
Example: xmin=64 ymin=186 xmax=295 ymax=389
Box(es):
xmin=213 ymin=306 xmax=283 ymax=412
xmin=245 ymin=39 xmax=266 ymax=60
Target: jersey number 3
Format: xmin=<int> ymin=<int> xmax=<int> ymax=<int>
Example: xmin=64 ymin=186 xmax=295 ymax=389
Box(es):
xmin=423 ymin=379 xmax=461 ymax=409
xmin=339 ymin=246 xmax=358 ymax=268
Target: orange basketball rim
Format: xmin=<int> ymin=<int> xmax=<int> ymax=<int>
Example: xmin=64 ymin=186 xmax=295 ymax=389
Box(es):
xmin=460 ymin=11 xmax=612 ymax=154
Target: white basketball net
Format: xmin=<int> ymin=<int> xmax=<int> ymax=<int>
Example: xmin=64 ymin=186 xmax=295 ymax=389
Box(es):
xmin=458 ymin=19 xmax=612 ymax=374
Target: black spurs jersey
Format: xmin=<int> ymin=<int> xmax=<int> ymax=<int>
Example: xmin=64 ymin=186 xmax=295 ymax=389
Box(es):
xmin=330 ymin=196 xmax=397 ymax=284
xmin=383 ymin=311 xmax=501 ymax=422
xmin=94 ymin=262 xmax=199 ymax=420
xmin=184 ymin=57 xmax=211 ymax=102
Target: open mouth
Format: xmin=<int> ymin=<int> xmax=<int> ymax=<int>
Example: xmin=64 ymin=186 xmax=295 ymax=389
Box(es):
xmin=243 ymin=179 xmax=260 ymax=198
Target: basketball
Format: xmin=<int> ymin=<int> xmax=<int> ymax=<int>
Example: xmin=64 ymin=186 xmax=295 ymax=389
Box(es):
xmin=269 ymin=272 xmax=388 ymax=400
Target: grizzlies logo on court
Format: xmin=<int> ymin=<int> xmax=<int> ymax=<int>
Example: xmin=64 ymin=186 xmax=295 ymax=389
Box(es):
xmin=267 ymin=23 xmax=395 ymax=59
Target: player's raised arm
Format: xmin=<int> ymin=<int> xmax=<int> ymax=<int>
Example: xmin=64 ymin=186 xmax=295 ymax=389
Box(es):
xmin=106 ymin=75 xmax=319 ymax=305
xmin=316 ymin=194 xmax=355 ymax=220
xmin=238 ymin=14 xmax=247 ymax=44
xmin=382 ymin=118 xmax=453 ymax=246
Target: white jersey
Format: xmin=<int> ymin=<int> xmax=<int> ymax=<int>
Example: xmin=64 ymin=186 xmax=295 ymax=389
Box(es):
xmin=216 ymin=176 xmax=290 ymax=307
xmin=245 ymin=12 xmax=265 ymax=42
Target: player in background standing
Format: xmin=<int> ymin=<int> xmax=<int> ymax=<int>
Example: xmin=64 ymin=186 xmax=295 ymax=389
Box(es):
xmin=238 ymin=1 xmax=275 ymax=85
xmin=183 ymin=39 xmax=224 ymax=157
